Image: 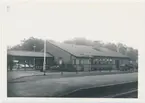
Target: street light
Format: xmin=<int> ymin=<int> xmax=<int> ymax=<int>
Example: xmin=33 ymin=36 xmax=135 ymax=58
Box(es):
xmin=33 ymin=45 xmax=36 ymax=69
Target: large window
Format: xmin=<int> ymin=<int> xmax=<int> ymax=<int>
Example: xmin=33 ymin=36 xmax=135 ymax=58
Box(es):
xmin=93 ymin=58 xmax=113 ymax=65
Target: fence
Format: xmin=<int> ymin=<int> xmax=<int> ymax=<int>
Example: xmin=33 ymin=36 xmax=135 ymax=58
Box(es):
xmin=8 ymin=63 xmax=136 ymax=72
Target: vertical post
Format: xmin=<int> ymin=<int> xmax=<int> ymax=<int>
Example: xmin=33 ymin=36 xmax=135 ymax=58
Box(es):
xmin=89 ymin=56 xmax=91 ymax=72
xmin=33 ymin=45 xmax=36 ymax=70
xmin=34 ymin=58 xmax=35 ymax=69
xmin=43 ymin=39 xmax=46 ymax=75
xmin=76 ymin=64 xmax=78 ymax=74
xmin=24 ymin=60 xmax=26 ymax=71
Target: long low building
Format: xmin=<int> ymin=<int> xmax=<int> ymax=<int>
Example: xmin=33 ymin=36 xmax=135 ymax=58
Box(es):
xmin=45 ymin=41 xmax=130 ymax=71
xmin=7 ymin=41 xmax=130 ymax=71
xmin=7 ymin=50 xmax=54 ymax=70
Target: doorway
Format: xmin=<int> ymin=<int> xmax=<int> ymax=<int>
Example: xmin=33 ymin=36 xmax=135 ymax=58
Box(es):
xmin=115 ymin=60 xmax=120 ymax=69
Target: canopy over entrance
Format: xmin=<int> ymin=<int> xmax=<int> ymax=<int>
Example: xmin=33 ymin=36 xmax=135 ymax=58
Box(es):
xmin=7 ymin=50 xmax=54 ymax=70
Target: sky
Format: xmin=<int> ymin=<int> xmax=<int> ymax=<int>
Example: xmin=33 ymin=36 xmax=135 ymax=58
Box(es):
xmin=2 ymin=1 xmax=145 ymax=49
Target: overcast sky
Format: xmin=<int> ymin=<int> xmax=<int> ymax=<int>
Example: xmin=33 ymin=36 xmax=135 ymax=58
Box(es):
xmin=2 ymin=1 xmax=145 ymax=49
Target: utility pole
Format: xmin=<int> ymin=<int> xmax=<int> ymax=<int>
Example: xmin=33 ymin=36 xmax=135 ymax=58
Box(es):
xmin=88 ymin=55 xmax=92 ymax=72
xmin=33 ymin=45 xmax=36 ymax=69
xmin=43 ymin=39 xmax=46 ymax=75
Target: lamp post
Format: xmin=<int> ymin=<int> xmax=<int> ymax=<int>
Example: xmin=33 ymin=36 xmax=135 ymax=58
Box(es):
xmin=33 ymin=45 xmax=36 ymax=69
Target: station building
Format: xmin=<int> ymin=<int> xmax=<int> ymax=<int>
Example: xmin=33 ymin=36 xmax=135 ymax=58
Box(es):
xmin=7 ymin=41 xmax=130 ymax=71
xmin=45 ymin=41 xmax=130 ymax=71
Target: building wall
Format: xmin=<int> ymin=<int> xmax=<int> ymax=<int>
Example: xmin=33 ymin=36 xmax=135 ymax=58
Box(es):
xmin=71 ymin=56 xmax=91 ymax=71
xmin=7 ymin=55 xmax=54 ymax=66
xmin=91 ymin=57 xmax=129 ymax=70
xmin=112 ymin=58 xmax=129 ymax=69
xmin=46 ymin=42 xmax=130 ymax=71
xmin=46 ymin=42 xmax=73 ymax=64
xmin=71 ymin=56 xmax=130 ymax=71
xmin=46 ymin=42 xmax=92 ymax=71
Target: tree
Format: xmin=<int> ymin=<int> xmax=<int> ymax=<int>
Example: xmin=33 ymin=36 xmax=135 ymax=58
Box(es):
xmin=10 ymin=37 xmax=138 ymax=61
xmin=10 ymin=37 xmax=44 ymax=51
xmin=126 ymin=47 xmax=138 ymax=61
xmin=117 ymin=43 xmax=127 ymax=55
xmin=64 ymin=38 xmax=138 ymax=61
xmin=103 ymin=43 xmax=118 ymax=52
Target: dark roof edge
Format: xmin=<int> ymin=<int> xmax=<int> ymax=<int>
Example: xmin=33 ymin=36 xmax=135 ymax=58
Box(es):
xmin=7 ymin=50 xmax=44 ymax=53
xmin=7 ymin=50 xmax=53 ymax=57
xmin=93 ymin=55 xmax=130 ymax=59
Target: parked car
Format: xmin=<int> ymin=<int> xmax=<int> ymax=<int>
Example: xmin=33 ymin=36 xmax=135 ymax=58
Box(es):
xmin=120 ymin=64 xmax=136 ymax=71
xmin=50 ymin=65 xmax=60 ymax=70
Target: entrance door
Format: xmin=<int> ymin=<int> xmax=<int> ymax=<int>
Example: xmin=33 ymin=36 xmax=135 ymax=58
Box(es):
xmin=115 ymin=60 xmax=120 ymax=69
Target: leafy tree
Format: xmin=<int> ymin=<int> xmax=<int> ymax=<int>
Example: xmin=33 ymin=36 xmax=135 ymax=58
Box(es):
xmin=64 ymin=38 xmax=138 ymax=61
xmin=103 ymin=43 xmax=118 ymax=52
xmin=10 ymin=37 xmax=138 ymax=61
xmin=10 ymin=37 xmax=44 ymax=51
xmin=126 ymin=47 xmax=138 ymax=61
xmin=117 ymin=43 xmax=127 ymax=55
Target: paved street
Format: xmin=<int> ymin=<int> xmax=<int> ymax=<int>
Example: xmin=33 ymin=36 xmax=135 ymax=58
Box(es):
xmin=8 ymin=72 xmax=138 ymax=97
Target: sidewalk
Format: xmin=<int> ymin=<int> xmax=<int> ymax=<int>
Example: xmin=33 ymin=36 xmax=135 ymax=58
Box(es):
xmin=7 ymin=70 xmax=135 ymax=81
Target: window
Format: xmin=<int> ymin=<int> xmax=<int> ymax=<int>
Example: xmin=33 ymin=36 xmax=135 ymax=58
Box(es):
xmin=79 ymin=59 xmax=81 ymax=65
xmin=79 ymin=59 xmax=84 ymax=65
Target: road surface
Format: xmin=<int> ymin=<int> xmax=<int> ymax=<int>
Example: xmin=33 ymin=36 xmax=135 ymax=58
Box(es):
xmin=8 ymin=72 xmax=138 ymax=97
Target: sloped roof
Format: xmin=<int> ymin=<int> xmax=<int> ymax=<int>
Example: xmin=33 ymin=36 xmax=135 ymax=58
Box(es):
xmin=7 ymin=50 xmax=52 ymax=57
xmin=49 ymin=42 xmax=129 ymax=58
xmin=93 ymin=47 xmax=129 ymax=58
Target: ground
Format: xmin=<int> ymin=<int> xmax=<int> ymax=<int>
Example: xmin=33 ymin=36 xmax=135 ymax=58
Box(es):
xmin=7 ymin=71 xmax=138 ymax=97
